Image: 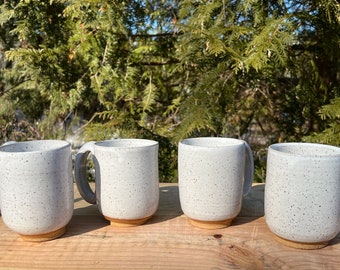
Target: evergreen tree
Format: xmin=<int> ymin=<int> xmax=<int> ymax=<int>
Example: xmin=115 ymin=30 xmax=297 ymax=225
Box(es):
xmin=0 ymin=0 xmax=339 ymax=182
xmin=174 ymin=0 xmax=339 ymax=141
xmin=0 ymin=0 xmax=181 ymax=181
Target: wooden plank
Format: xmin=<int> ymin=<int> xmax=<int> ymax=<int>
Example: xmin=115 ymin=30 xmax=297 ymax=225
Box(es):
xmin=0 ymin=183 xmax=339 ymax=270
xmin=0 ymin=216 xmax=339 ymax=269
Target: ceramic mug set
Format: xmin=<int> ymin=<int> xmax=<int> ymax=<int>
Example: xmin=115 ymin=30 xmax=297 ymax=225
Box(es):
xmin=0 ymin=138 xmax=339 ymax=250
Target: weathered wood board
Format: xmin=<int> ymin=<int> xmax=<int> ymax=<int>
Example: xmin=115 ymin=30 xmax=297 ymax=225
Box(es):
xmin=0 ymin=183 xmax=339 ymax=269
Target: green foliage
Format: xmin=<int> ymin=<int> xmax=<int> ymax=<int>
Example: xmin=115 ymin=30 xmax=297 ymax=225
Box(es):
xmin=1 ymin=0 xmax=339 ymax=183
xmin=0 ymin=98 xmax=16 ymax=140
xmin=174 ymin=0 xmax=339 ymax=182
xmin=175 ymin=0 xmax=295 ymax=142
xmin=304 ymin=98 xmax=340 ymax=146
xmin=63 ymin=0 xmax=180 ymax=181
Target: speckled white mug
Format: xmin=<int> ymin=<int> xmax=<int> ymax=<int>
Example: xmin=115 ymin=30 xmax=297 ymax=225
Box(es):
xmin=0 ymin=140 xmax=73 ymax=241
xmin=74 ymin=139 xmax=159 ymax=226
xmin=0 ymin=141 xmax=16 ymax=215
xmin=265 ymin=142 xmax=340 ymax=249
xmin=178 ymin=137 xmax=254 ymax=229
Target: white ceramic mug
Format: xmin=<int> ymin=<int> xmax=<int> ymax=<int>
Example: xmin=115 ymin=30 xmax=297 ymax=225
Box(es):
xmin=0 ymin=140 xmax=73 ymax=241
xmin=74 ymin=139 xmax=159 ymax=226
xmin=265 ymin=142 xmax=340 ymax=249
xmin=0 ymin=141 xmax=16 ymax=215
xmin=178 ymin=137 xmax=254 ymax=229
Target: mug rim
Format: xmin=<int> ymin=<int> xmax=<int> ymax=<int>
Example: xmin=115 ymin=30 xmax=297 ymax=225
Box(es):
xmin=269 ymin=142 xmax=340 ymax=158
xmin=94 ymin=138 xmax=158 ymax=149
xmin=0 ymin=139 xmax=70 ymax=154
xmin=180 ymin=137 xmax=245 ymax=148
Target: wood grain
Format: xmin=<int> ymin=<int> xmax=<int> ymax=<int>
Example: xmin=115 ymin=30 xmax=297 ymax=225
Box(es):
xmin=0 ymin=183 xmax=339 ymax=270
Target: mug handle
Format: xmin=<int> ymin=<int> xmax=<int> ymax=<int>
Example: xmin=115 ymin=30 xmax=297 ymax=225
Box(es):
xmin=74 ymin=141 xmax=97 ymax=204
xmin=243 ymin=141 xmax=254 ymax=196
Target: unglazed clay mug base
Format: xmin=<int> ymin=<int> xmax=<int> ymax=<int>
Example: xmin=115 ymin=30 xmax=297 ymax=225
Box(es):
xmin=19 ymin=227 xmax=67 ymax=242
xmin=188 ymin=218 xmax=234 ymax=230
xmin=104 ymin=215 xmax=153 ymax=227
xmin=74 ymin=139 xmax=159 ymax=227
xmin=0 ymin=140 xmax=73 ymax=242
xmin=274 ymin=235 xmax=329 ymax=250
xmin=265 ymin=142 xmax=340 ymax=249
xmin=178 ymin=137 xmax=254 ymax=229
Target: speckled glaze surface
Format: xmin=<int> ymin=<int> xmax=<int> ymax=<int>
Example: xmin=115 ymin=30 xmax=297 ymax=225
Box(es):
xmin=265 ymin=142 xmax=340 ymax=249
xmin=0 ymin=141 xmax=16 ymax=215
xmin=75 ymin=139 xmax=159 ymax=225
xmin=0 ymin=140 xmax=73 ymax=241
xmin=178 ymin=137 xmax=254 ymax=228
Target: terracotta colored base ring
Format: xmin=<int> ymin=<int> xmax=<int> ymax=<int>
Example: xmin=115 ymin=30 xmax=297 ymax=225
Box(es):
xmin=188 ymin=218 xmax=234 ymax=229
xmin=274 ymin=234 xmax=329 ymax=250
xmin=104 ymin=215 xmax=153 ymax=227
xmin=19 ymin=226 xmax=66 ymax=242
